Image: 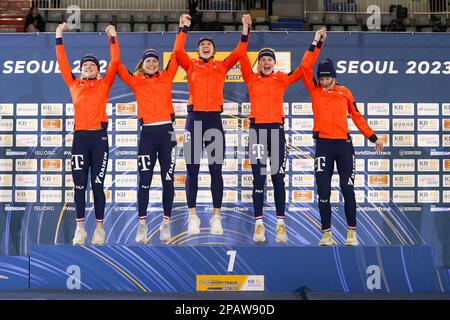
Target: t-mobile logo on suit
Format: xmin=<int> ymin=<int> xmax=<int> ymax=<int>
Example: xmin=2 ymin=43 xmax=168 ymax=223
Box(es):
xmin=71 ymin=155 xmax=84 ymax=170
xmin=252 ymin=144 xmax=265 ymax=160
xmin=315 ymin=156 xmax=326 ymax=172
xmin=138 ymin=155 xmax=151 ymax=171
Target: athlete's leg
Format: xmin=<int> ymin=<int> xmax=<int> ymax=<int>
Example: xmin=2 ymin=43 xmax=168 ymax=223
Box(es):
xmin=157 ymin=124 xmax=177 ymax=219
xmin=336 ymin=139 xmax=357 ymax=229
xmin=268 ymin=125 xmax=288 ymax=243
xmin=71 ymin=131 xmax=90 ymax=225
xmin=314 ymin=138 xmax=336 ymax=232
xmin=204 ymin=113 xmax=225 ymax=210
xmin=184 ymin=112 xmax=202 ymax=234
xmin=89 ymin=130 xmax=109 ymax=224
xmin=249 ymin=125 xmax=267 ymax=220
xmin=184 ymin=113 xmax=202 ymax=210
xmin=137 ymin=127 xmax=158 ymax=221
xmin=269 ymin=125 xmax=287 ymax=220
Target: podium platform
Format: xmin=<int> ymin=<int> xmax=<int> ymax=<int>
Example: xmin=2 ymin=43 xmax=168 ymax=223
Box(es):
xmin=25 ymin=245 xmax=445 ymax=293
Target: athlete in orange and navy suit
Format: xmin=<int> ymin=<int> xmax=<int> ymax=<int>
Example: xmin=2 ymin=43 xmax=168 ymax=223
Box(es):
xmin=175 ymin=14 xmax=249 ymax=236
xmin=55 ymin=22 xmax=119 ymax=246
xmin=239 ymin=17 xmax=322 ymax=244
xmin=300 ymin=28 xmax=384 ymax=246
xmin=116 ymin=21 xmax=184 ymax=244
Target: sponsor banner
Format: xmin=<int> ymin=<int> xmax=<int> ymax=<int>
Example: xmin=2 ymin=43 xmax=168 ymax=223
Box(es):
xmin=392 ymin=119 xmax=415 ymax=132
xmin=116 ymin=103 xmax=137 ymax=116
xmin=367 ymin=103 xmax=390 ymax=115
xmin=291 ymin=102 xmax=313 ymax=115
xmin=393 ymin=134 xmax=414 ymax=147
xmin=392 ymin=103 xmax=414 ymax=116
xmin=417 ymin=103 xmax=439 ymax=116
xmin=418 ymin=191 xmax=440 ymax=203
xmin=393 ymin=175 xmax=415 ymax=187
xmin=196 ymin=275 xmax=264 ymax=292
xmin=393 ymin=190 xmax=415 ymax=203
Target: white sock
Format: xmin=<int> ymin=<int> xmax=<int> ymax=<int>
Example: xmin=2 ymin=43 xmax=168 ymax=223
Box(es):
xmin=277 ymin=218 xmax=285 ymax=225
xmin=256 ymin=218 xmax=264 ymax=225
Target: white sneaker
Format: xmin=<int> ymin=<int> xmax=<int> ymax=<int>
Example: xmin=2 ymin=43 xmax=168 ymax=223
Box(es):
xmin=135 ymin=223 xmax=148 ymax=244
xmin=187 ymin=215 xmax=201 ymax=235
xmin=159 ymin=222 xmax=172 ymax=242
xmin=253 ymin=222 xmax=266 ymax=243
xmin=210 ymin=215 xmax=223 ymax=235
xmin=91 ymin=227 xmax=106 ymax=245
xmin=275 ymin=223 xmax=288 ymax=243
xmin=72 ymin=228 xmax=87 ymax=245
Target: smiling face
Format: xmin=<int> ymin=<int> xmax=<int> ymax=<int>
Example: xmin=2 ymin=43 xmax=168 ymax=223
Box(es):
xmin=197 ymin=40 xmax=215 ymax=60
xmin=319 ymin=76 xmax=336 ymax=91
xmin=81 ymin=61 xmax=99 ymax=79
xmin=258 ymin=56 xmax=276 ymax=75
xmin=142 ymin=57 xmax=160 ymax=75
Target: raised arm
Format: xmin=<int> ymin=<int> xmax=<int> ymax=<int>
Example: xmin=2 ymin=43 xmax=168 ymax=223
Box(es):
xmin=174 ymin=14 xmax=193 ymax=71
xmin=287 ymin=28 xmax=325 ymax=86
xmin=55 ymin=22 xmax=75 ymax=87
xmin=237 ymin=14 xmax=252 ymax=83
xmin=164 ymin=24 xmax=181 ymax=79
xmin=299 ymin=28 xmax=327 ymax=94
xmin=222 ymin=14 xmax=251 ymax=71
xmin=103 ymin=25 xmax=120 ymax=87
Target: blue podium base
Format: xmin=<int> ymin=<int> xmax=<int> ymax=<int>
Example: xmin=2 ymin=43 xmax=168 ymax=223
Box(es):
xmin=28 ymin=245 xmax=445 ymax=293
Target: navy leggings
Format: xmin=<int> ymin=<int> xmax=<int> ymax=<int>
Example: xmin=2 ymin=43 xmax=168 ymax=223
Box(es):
xmin=138 ymin=123 xmax=177 ymax=219
xmin=314 ymin=138 xmax=356 ymax=231
xmin=184 ymin=111 xmax=225 ymax=208
xmin=71 ymin=129 xmax=109 ymax=222
xmin=249 ymin=123 xmax=287 ymax=219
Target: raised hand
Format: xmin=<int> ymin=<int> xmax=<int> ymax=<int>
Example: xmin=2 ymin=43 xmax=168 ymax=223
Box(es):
xmin=181 ymin=14 xmax=191 ymax=27
xmin=314 ymin=26 xmax=327 ymax=42
xmin=55 ymin=22 xmax=68 ymax=37
xmin=242 ymin=14 xmax=252 ymax=26
xmin=105 ymin=24 xmax=116 ymax=37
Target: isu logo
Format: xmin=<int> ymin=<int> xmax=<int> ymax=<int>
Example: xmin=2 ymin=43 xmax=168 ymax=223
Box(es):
xmin=42 ymin=119 xmax=62 ymax=130
xmin=117 ymin=103 xmax=137 ymax=114
xmin=42 ymin=159 xmax=62 ymax=170
xmin=293 ymin=190 xmax=313 ymax=202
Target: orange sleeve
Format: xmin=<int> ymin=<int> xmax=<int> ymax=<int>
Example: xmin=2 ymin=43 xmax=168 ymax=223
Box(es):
xmin=286 ymin=42 xmax=322 ymax=86
xmin=117 ymin=62 xmax=135 ymax=87
xmin=103 ymin=36 xmax=120 ymax=87
xmin=299 ymin=65 xmax=316 ymax=95
xmin=345 ymin=88 xmax=378 ymax=142
xmin=237 ymin=34 xmax=252 ymax=83
xmin=165 ymin=52 xmax=179 ymax=80
xmin=55 ymin=38 xmax=75 ymax=87
xmin=222 ymin=37 xmax=243 ymax=71
xmin=174 ymin=27 xmax=193 ymax=72
xmin=299 ymin=43 xmax=323 ymax=95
